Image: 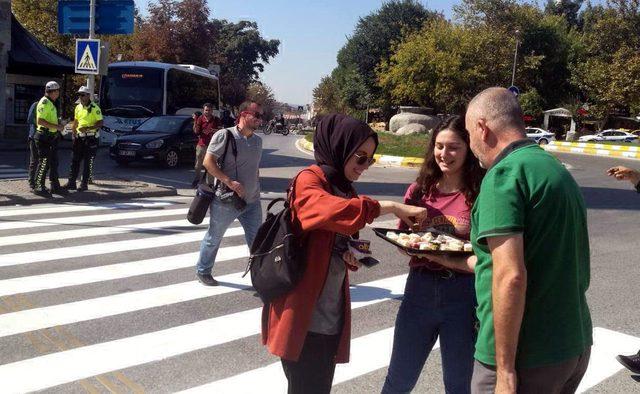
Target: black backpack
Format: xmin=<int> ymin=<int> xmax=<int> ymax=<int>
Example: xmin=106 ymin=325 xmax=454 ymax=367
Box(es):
xmin=244 ymin=175 xmax=306 ymax=303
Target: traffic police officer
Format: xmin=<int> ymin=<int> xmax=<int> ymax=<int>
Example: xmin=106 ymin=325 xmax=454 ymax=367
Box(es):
xmin=34 ymin=81 xmax=65 ymax=196
xmin=64 ymin=86 xmax=103 ymax=191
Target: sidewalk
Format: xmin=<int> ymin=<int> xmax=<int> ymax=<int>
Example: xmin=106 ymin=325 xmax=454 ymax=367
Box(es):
xmin=0 ymin=177 xmax=177 ymax=207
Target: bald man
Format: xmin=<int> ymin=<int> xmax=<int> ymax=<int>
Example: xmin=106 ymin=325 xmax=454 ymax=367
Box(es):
xmin=421 ymin=88 xmax=592 ymax=394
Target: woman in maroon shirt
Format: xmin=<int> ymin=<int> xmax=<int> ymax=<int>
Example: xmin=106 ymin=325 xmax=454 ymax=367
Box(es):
xmin=382 ymin=115 xmax=485 ymax=394
xmin=261 ymin=114 xmax=427 ymax=394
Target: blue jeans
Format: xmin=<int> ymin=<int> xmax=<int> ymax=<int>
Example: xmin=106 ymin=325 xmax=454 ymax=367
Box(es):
xmin=196 ymin=198 xmax=262 ymax=275
xmin=382 ymin=268 xmax=477 ymax=394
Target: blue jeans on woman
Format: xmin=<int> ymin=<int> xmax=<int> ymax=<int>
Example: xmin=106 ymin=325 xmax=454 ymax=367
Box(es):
xmin=196 ymin=198 xmax=262 ymax=275
xmin=382 ymin=268 xmax=477 ymax=394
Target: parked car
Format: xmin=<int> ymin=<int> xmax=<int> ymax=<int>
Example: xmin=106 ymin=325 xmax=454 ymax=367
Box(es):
xmin=525 ymin=127 xmax=555 ymax=145
xmin=578 ymin=129 xmax=639 ymax=143
xmin=109 ymin=115 xmax=197 ymax=168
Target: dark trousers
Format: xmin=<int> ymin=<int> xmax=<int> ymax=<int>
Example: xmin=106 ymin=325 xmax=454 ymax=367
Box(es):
xmin=281 ymin=332 xmax=340 ymax=394
xmin=34 ymin=134 xmax=60 ymax=189
xmin=471 ymin=348 xmax=591 ymax=394
xmin=68 ymin=137 xmax=98 ymax=185
xmin=28 ymin=137 xmax=39 ymax=187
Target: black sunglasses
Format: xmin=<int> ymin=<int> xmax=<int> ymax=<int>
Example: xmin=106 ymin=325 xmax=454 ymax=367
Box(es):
xmin=354 ymin=152 xmax=375 ymax=166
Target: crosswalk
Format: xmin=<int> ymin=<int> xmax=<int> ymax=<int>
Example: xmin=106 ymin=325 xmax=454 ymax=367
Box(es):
xmin=0 ymin=164 xmax=28 ymax=180
xmin=0 ymin=196 xmax=638 ymax=393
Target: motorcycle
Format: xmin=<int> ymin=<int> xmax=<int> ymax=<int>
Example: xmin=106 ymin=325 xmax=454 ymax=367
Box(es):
xmin=264 ymin=120 xmax=290 ymax=136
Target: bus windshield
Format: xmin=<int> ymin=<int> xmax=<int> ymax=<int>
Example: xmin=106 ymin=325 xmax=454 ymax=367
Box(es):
xmin=101 ymin=67 xmax=164 ymax=116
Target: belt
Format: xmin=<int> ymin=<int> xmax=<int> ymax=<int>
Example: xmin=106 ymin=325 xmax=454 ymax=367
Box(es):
xmin=413 ymin=266 xmax=467 ymax=279
xmin=36 ymin=127 xmax=54 ymax=133
xmin=78 ymin=130 xmax=98 ymax=138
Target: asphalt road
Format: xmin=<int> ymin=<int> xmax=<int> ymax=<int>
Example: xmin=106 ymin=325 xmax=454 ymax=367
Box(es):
xmin=0 ymin=134 xmax=639 ymax=393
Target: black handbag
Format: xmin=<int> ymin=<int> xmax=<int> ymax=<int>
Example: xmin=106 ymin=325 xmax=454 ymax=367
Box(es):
xmin=243 ymin=173 xmax=306 ymax=303
xmin=187 ymin=130 xmax=239 ymax=224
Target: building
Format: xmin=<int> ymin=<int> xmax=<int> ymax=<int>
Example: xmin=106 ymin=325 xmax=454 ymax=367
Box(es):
xmin=0 ymin=11 xmax=74 ymax=141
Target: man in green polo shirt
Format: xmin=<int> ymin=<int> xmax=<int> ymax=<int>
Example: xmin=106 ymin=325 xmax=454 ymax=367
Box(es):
xmin=34 ymin=81 xmax=66 ymax=196
xmin=421 ymin=87 xmax=592 ymax=393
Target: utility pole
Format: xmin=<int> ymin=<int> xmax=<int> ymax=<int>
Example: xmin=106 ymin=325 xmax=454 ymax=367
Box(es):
xmin=511 ymin=30 xmax=520 ymax=87
xmin=87 ymin=0 xmax=96 ymax=96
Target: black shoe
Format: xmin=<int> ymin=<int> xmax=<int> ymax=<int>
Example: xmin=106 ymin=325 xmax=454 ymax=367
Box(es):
xmin=617 ymin=350 xmax=640 ymax=374
xmin=33 ymin=188 xmax=51 ymax=197
xmin=191 ymin=179 xmax=200 ymax=189
xmin=77 ymin=184 xmax=88 ymax=192
xmin=51 ymin=186 xmax=68 ymax=195
xmin=196 ymin=272 xmax=219 ymax=286
xmin=63 ymin=182 xmax=77 ymax=191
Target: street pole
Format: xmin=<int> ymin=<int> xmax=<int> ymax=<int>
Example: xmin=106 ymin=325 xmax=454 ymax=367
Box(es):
xmin=87 ymin=0 xmax=96 ymax=96
xmin=511 ymin=30 xmax=519 ymax=87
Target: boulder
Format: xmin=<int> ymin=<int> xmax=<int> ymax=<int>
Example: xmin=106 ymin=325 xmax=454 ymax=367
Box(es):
xmin=390 ymin=106 xmax=439 ymax=133
xmin=396 ymin=123 xmax=428 ymax=135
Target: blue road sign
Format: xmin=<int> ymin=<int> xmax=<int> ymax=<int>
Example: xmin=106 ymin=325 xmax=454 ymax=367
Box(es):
xmin=508 ymin=85 xmax=520 ymax=96
xmin=58 ymin=0 xmax=134 ymax=35
xmin=76 ymin=39 xmax=100 ymax=75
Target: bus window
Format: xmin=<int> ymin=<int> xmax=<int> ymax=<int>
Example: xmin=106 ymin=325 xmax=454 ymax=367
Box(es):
xmin=166 ymin=69 xmax=220 ymax=114
xmin=101 ymin=68 xmax=164 ymax=115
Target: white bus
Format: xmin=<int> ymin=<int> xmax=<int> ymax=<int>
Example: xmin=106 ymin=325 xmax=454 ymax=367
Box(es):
xmin=99 ymin=61 xmax=221 ymax=144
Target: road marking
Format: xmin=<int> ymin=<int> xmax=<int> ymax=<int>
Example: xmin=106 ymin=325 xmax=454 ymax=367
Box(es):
xmin=138 ymin=174 xmax=192 ymax=186
xmin=182 ymin=328 xmax=440 ymax=393
xmin=0 ymin=168 xmax=26 ymax=173
xmin=0 ymin=247 xmax=245 ymax=297
xmin=0 ymin=225 xmax=243 ymax=267
xmin=0 ymin=271 xmax=252 ymax=338
xmin=0 ymin=218 xmax=207 ymax=247
xmin=0 ymin=200 xmax=181 ymax=218
xmin=0 ymin=274 xmax=407 ymax=394
xmin=577 ymin=327 xmax=640 ymax=393
xmin=0 ymin=207 xmax=189 ymax=231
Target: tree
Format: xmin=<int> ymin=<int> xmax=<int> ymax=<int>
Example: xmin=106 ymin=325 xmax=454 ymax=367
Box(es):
xmin=570 ymin=1 xmax=640 ymax=117
xmin=378 ymin=19 xmax=513 ymax=113
xmin=312 ymin=75 xmax=345 ymax=114
xmin=246 ymin=82 xmax=277 ymax=119
xmin=209 ymin=19 xmax=280 ymax=108
xmin=519 ymin=88 xmax=545 ymax=117
xmin=328 ymin=0 xmax=439 ymax=116
xmin=544 ymin=0 xmax=584 ymax=27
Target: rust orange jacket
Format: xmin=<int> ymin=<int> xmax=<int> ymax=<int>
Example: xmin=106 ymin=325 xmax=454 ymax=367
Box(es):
xmin=261 ymin=165 xmax=381 ymax=363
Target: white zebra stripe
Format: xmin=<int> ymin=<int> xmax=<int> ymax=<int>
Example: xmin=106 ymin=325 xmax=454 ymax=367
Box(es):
xmin=0 ymin=225 xmax=245 ymax=267
xmin=0 ymin=274 xmax=407 ymax=393
xmin=0 ymin=218 xmax=206 ymax=247
xmin=0 ymin=207 xmax=189 ymax=231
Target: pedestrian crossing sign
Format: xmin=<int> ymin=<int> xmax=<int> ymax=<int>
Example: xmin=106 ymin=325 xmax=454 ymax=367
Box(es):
xmin=75 ymin=39 xmax=100 ymax=75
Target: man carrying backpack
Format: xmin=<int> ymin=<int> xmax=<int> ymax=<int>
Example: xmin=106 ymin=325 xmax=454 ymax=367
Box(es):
xmin=195 ymin=101 xmax=264 ymax=286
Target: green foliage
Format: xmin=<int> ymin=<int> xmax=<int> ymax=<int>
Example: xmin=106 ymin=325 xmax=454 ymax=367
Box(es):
xmin=312 ymin=75 xmax=345 ymax=114
xmin=328 ymin=0 xmax=439 ymax=115
xmin=377 ymin=19 xmax=513 ymax=113
xmin=519 ymin=88 xmax=544 ymax=116
xmin=570 ymin=1 xmax=640 ymax=117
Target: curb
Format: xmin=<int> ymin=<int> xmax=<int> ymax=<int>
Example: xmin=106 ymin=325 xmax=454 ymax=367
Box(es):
xmin=544 ymin=141 xmax=640 ymax=160
xmin=297 ymin=138 xmax=424 ymax=168
xmin=0 ymin=180 xmax=177 ymax=207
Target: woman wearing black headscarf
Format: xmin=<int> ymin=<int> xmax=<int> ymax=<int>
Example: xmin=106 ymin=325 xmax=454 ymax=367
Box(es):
xmin=261 ymin=114 xmax=427 ymax=393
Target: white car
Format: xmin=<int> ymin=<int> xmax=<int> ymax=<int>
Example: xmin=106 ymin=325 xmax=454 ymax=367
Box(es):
xmin=525 ymin=127 xmax=555 ymax=145
xmin=578 ymin=129 xmax=639 ymax=143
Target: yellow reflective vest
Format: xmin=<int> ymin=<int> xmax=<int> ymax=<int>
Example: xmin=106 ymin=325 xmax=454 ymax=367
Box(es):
xmin=36 ymin=96 xmax=58 ymax=133
xmin=74 ymin=102 xmax=103 ymax=136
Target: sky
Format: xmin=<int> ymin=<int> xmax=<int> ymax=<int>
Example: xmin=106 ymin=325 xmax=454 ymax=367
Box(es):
xmin=134 ymin=0 xmax=457 ymax=105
